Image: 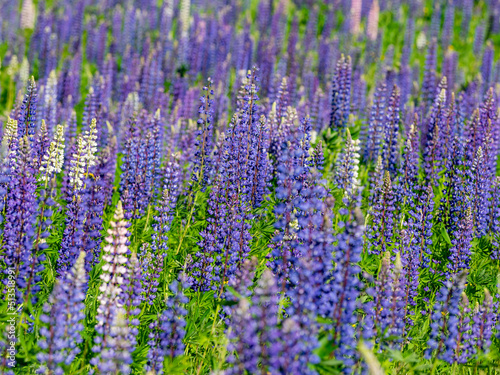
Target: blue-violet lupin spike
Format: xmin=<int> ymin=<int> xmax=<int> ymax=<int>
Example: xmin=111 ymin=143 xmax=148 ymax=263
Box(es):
xmin=425 ymin=272 xmax=467 ymax=363
xmin=191 ymin=78 xmax=214 ymax=190
xmin=36 ymin=251 xmax=86 ymax=375
xmin=366 ymin=171 xmax=396 ymax=255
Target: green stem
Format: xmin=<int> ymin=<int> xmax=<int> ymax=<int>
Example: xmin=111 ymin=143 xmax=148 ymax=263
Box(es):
xmin=175 ymin=191 xmax=199 ymax=255
xmin=144 ymin=204 xmax=152 ymax=233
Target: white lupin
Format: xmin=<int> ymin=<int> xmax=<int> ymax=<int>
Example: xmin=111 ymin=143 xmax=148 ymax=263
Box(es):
xmin=68 ymin=117 xmax=97 ymax=190
xmin=69 ymin=136 xmax=86 ymax=190
xmin=39 ymin=123 xmax=65 ymax=184
xmin=335 ymin=128 xmax=361 ymax=197
xmin=82 ymin=118 xmax=98 ymax=172
xmin=350 ymin=0 xmax=362 ymax=36
xmin=0 ymin=117 xmax=18 ymax=159
xmin=367 ymin=0 xmax=380 ymax=41
xmin=96 ymin=202 xmax=130 ymax=331
xmin=19 ymin=59 xmax=30 ymax=87
xmin=20 ymin=0 xmax=35 ymax=29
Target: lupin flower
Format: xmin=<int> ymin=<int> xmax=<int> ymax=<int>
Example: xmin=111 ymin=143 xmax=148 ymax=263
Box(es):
xmin=1 ymin=1 xmax=500 ymax=373
xmin=423 ymin=87 xmax=447 ymax=186
xmin=1 ymin=136 xmax=39 ymax=304
xmin=119 ymin=116 xmax=140 ymax=218
xmin=470 ymin=146 xmax=490 ymax=236
xmin=120 ymin=253 xmax=143 ymax=351
xmin=366 ymin=171 xmax=396 ymax=255
xmin=142 ymin=128 xmax=162 ymax=211
xmin=91 ymin=202 xmax=132 ymax=372
xmin=293 ymin=116 xmax=313 ymax=184
xmin=20 ymin=0 xmax=35 ymax=29
xmin=310 ymin=87 xmax=324 ymax=133
xmin=81 ymin=88 xmax=97 ymax=134
xmin=141 ymin=186 xmax=176 ymax=305
xmin=40 ymin=70 xmax=58 ymax=134
xmin=329 ymin=54 xmax=352 ymax=130
xmin=481 ymin=43 xmax=494 ymax=91
xmin=0 ymin=336 xmax=15 ymax=375
xmin=366 ymin=252 xmax=407 ymax=348
xmin=227 ymin=269 xmax=282 ymax=374
xmin=447 ymin=208 xmax=473 ymax=276
xmin=188 ymin=72 xmax=266 ymax=295
xmin=249 ymin=115 xmax=272 ymax=207
xmin=330 ymin=195 xmax=365 ymax=368
xmin=139 ymin=243 xmax=163 ymax=306
xmin=34 ymin=120 xmax=50 ymax=170
xmin=82 ymin=118 xmax=98 ymax=174
xmin=225 ymin=299 xmax=257 ymax=374
xmin=146 ymin=278 xmax=189 ymax=373
xmin=17 ymin=76 xmax=37 ymax=143
xmin=471 ymin=290 xmax=496 ymax=355
xmin=57 ymin=191 xmax=87 ymax=274
xmin=277 ymin=182 xmax=335 ymax=370
xmin=188 ymin=175 xmax=230 ymax=293
xmin=293 ymin=186 xmax=335 ymax=315
xmin=270 ymin=76 xmax=289 ymax=153
xmin=25 ymin=192 xmax=53 ymax=305
xmin=366 ymin=0 xmax=380 ymax=41
xmin=97 ymin=137 xmax=118 ymax=205
xmin=382 ymin=85 xmax=401 ymax=175
xmin=68 ymin=136 xmax=87 ymax=191
xmin=37 ymin=251 xmax=86 ymax=374
xmin=351 ymin=71 xmax=367 ymax=118
xmin=441 ymin=2 xmax=454 ymax=48
xmin=0 ymin=117 xmax=19 ymax=158
xmin=82 ymin=174 xmax=106 ymax=270
xmin=363 ymin=83 xmax=387 ymax=162
xmin=0 ymin=118 xmax=19 ymax=236
xmin=120 ymin=114 xmax=160 ymax=219
xmin=188 ymin=170 xmax=251 ymax=296
xmin=96 ymin=309 xmax=133 ymax=375
xmin=225 ymin=256 xmax=258 ymax=304
xmin=421 ymin=42 xmax=437 ymax=110
xmin=425 ymin=272 xmax=467 ymax=363
xmin=39 ymin=124 xmax=65 ymax=185
xmin=489 ymin=178 xmax=500 ymax=260
xmin=461 ymin=0 xmax=473 ymax=37
xmin=64 ymin=111 xmax=77 ymax=152
xmin=267 ymin=140 xmax=305 ymax=293
xmin=369 ymin=156 xmax=384 ymax=207
xmin=395 ymin=117 xmax=419 ymax=202
xmin=440 ymin=137 xmax=470 ymax=235
xmin=191 ymin=78 xmax=214 ymax=190
xmin=408 ymin=185 xmax=435 ymax=268
xmin=479 ymin=92 xmax=497 ymax=171
xmin=278 ymin=316 xmax=318 ymax=375
xmin=453 ymin=293 xmax=473 ymax=364
xmin=443 ymin=55 xmax=457 ymax=103
xmin=397 ymin=227 xmax=420 ymax=334
xmin=335 ymin=128 xmax=361 ymax=198
xmin=464 ymin=110 xmax=481 ymax=161
xmin=235 ymin=68 xmax=272 ymax=207
xmin=349 ymin=0 xmax=362 ymax=35
xmin=313 ymin=141 xmax=324 ymax=171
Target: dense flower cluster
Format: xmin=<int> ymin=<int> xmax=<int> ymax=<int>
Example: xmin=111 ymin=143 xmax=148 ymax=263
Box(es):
xmin=146 ymin=278 xmax=189 ymax=374
xmin=37 ymin=251 xmax=86 ymax=374
xmin=1 ymin=0 xmax=500 ymax=374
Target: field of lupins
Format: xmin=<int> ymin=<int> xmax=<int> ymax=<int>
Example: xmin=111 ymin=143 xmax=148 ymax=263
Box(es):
xmin=1 ymin=0 xmax=500 ymax=374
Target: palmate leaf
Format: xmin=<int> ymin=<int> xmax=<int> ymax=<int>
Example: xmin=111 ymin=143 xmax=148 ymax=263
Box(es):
xmin=1 ymin=0 xmax=500 ymax=373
